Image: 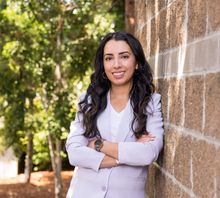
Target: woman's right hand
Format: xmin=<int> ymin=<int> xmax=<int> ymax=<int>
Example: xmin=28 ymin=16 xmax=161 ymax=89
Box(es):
xmin=137 ymin=133 xmax=155 ymax=143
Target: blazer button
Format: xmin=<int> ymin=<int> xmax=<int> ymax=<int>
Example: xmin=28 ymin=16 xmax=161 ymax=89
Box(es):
xmin=101 ymin=186 xmax=107 ymax=191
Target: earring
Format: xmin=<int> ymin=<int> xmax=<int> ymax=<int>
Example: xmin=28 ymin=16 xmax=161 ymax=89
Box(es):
xmin=102 ymin=72 xmax=107 ymax=79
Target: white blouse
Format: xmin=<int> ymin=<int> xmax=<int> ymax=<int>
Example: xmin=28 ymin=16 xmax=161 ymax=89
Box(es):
xmin=110 ymin=104 xmax=125 ymax=141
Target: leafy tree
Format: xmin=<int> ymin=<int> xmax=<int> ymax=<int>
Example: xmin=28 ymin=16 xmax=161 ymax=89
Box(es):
xmin=0 ymin=0 xmax=124 ymax=197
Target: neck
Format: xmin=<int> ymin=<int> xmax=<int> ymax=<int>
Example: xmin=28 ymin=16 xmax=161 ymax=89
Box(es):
xmin=110 ymin=83 xmax=132 ymax=99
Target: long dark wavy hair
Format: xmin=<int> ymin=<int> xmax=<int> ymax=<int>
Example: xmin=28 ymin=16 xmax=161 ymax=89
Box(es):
xmin=78 ymin=31 xmax=155 ymax=139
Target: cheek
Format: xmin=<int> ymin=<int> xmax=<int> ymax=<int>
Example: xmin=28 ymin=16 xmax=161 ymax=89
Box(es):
xmin=104 ymin=61 xmax=114 ymax=70
xmin=129 ymin=68 xmax=136 ymax=77
xmin=127 ymin=67 xmax=136 ymax=78
xmin=103 ymin=62 xmax=108 ymax=71
xmin=103 ymin=65 xmax=109 ymax=74
xmin=128 ymin=63 xmax=136 ymax=73
xmin=103 ymin=65 xmax=112 ymax=78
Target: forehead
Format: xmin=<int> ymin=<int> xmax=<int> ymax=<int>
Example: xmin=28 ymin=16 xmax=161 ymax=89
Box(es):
xmin=104 ymin=39 xmax=132 ymax=54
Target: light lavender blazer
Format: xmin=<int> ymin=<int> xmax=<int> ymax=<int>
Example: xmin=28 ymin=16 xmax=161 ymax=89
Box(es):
xmin=66 ymin=93 xmax=164 ymax=198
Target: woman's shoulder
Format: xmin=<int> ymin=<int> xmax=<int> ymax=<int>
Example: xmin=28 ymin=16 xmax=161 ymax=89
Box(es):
xmin=150 ymin=92 xmax=161 ymax=102
xmin=79 ymin=92 xmax=86 ymax=101
xmin=146 ymin=92 xmax=162 ymax=113
xmin=78 ymin=92 xmax=92 ymax=104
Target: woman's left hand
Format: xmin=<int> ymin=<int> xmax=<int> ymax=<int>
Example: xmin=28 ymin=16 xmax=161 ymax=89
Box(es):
xmin=137 ymin=133 xmax=155 ymax=143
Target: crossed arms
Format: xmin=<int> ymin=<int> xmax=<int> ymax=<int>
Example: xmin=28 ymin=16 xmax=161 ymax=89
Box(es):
xmin=66 ymin=93 xmax=164 ymax=172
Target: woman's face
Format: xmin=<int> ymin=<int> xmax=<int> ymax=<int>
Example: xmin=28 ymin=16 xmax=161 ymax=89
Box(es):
xmin=103 ymin=39 xmax=137 ymax=88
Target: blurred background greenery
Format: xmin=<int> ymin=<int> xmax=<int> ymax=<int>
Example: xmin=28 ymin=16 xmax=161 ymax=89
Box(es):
xmin=0 ymin=0 xmax=124 ymax=196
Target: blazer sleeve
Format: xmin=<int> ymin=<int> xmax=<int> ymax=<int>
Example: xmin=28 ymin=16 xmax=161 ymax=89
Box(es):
xmin=118 ymin=93 xmax=164 ymax=166
xmin=65 ymin=94 xmax=105 ymax=172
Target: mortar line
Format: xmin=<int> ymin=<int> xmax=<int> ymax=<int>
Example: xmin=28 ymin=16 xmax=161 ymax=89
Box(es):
xmin=135 ymin=0 xmax=178 ymax=33
xmin=153 ymin=162 xmax=197 ymax=197
xmin=154 ymin=67 xmax=220 ymax=79
xmin=164 ymin=123 xmax=220 ymax=148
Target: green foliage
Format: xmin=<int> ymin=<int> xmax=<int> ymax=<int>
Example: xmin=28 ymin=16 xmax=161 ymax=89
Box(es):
xmin=33 ymin=130 xmax=51 ymax=171
xmin=0 ymin=0 xmax=124 ymax=170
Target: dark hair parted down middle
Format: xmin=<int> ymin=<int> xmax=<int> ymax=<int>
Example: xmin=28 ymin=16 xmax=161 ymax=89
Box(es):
xmin=78 ymin=31 xmax=155 ymax=139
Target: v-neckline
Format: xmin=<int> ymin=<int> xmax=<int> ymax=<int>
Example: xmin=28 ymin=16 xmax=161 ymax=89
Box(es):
xmin=108 ymin=91 xmax=130 ymax=114
xmin=110 ymin=102 xmax=126 ymax=114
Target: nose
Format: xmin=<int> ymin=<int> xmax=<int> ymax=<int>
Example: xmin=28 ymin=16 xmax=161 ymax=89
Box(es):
xmin=112 ymin=57 xmax=121 ymax=68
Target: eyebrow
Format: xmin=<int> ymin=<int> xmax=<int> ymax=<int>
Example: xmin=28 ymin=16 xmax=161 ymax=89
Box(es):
xmin=104 ymin=51 xmax=131 ymax=56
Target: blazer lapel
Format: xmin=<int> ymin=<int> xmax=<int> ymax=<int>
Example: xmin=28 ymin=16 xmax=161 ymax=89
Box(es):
xmin=97 ymin=92 xmax=134 ymax=142
xmin=97 ymin=94 xmax=111 ymax=140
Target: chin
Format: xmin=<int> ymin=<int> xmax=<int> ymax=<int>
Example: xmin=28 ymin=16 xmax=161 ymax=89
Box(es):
xmin=111 ymin=81 xmax=132 ymax=87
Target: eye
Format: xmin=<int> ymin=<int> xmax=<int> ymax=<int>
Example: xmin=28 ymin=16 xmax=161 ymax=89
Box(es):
xmin=105 ymin=57 xmax=112 ymax=61
xmin=121 ymin=55 xmax=129 ymax=59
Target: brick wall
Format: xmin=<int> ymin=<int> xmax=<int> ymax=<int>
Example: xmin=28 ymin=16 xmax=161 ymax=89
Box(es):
xmin=125 ymin=0 xmax=220 ymax=197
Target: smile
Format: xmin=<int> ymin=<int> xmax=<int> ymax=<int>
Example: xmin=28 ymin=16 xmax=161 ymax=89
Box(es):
xmin=112 ymin=71 xmax=125 ymax=79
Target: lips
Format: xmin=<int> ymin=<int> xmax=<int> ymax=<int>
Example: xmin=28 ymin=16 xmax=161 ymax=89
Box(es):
xmin=112 ymin=71 xmax=125 ymax=79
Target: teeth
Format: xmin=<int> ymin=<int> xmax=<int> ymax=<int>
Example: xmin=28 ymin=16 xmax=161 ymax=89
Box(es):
xmin=113 ymin=72 xmax=124 ymax=76
xmin=112 ymin=71 xmax=125 ymax=79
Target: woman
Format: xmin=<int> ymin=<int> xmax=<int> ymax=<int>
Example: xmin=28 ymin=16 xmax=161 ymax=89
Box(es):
xmin=66 ymin=31 xmax=164 ymax=198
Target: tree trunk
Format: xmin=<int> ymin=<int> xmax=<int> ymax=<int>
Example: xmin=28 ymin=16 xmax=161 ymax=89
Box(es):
xmin=24 ymin=131 xmax=33 ymax=183
xmin=46 ymin=12 xmax=64 ymax=198
xmin=55 ymin=138 xmax=62 ymax=198
xmin=48 ymin=133 xmax=62 ymax=198
xmin=51 ymin=13 xmax=64 ymax=198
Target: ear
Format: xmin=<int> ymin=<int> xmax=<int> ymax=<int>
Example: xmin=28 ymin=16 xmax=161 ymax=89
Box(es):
xmin=135 ymin=64 xmax=138 ymax=69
